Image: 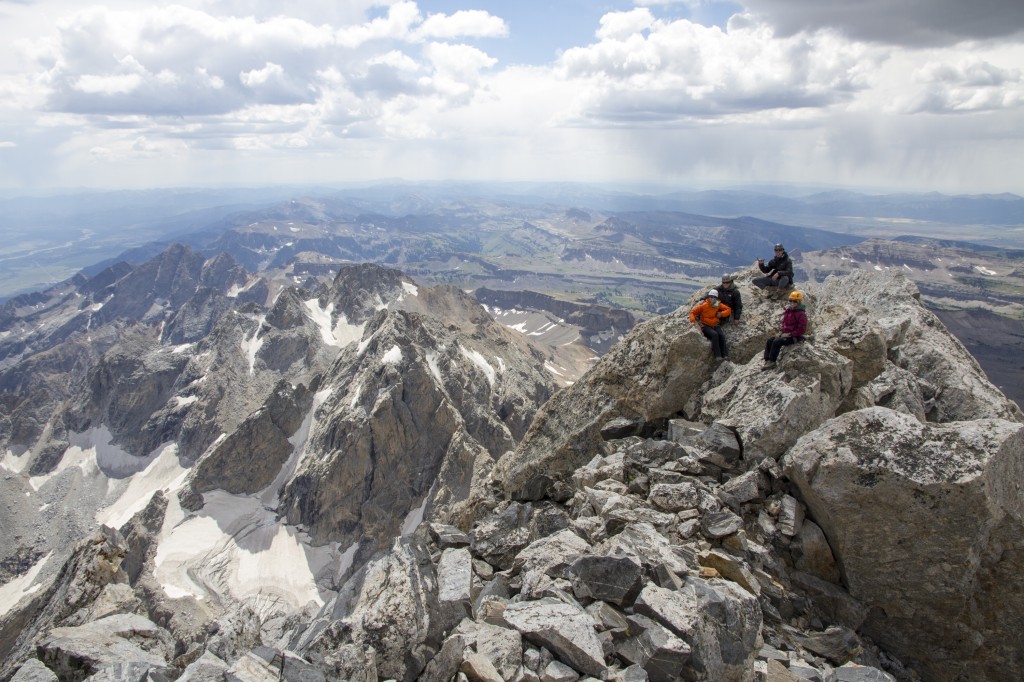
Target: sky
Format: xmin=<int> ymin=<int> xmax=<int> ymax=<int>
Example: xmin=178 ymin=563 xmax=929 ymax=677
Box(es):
xmin=0 ymin=0 xmax=1022 ymax=194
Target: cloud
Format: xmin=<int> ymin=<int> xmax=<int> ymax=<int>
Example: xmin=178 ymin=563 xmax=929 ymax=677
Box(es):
xmin=28 ymin=2 xmax=505 ymax=124
xmin=901 ymin=58 xmax=1024 ymax=113
xmin=557 ymin=13 xmax=878 ymax=123
xmin=335 ymin=1 xmax=421 ymax=48
xmin=416 ymin=9 xmax=508 ymax=40
xmin=2 ymin=1 xmax=1023 ymax=193
xmin=741 ymin=0 xmax=1024 ymax=47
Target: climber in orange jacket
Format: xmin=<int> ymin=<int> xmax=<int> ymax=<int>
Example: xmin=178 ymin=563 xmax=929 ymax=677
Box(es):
xmin=689 ymin=289 xmax=732 ymax=361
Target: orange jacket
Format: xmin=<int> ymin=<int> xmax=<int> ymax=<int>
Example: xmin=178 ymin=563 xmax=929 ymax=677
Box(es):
xmin=689 ymin=299 xmax=732 ymax=327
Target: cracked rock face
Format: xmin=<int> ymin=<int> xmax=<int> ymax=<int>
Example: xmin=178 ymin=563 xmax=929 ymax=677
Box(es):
xmin=785 ymin=407 xmax=1024 ymax=681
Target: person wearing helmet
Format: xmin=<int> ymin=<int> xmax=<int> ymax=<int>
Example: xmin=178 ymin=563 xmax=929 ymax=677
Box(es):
xmin=690 ymin=288 xmax=732 ymax=361
xmin=753 ymin=243 xmax=794 ymax=290
xmin=762 ymin=290 xmax=808 ymax=369
xmin=717 ymin=274 xmax=743 ymax=323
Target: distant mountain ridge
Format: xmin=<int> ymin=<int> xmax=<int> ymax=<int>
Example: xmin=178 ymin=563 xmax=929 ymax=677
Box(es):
xmin=6 ymin=182 xmax=1022 ymax=302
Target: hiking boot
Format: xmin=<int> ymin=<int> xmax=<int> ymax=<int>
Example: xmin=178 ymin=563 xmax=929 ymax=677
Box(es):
xmin=760 ymin=361 xmax=776 ymax=371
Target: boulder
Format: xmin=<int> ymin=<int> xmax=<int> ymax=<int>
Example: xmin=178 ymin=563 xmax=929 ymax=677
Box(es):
xmin=633 ymin=581 xmax=761 ymax=682
xmin=502 ymin=598 xmax=607 ymax=677
xmin=437 ymin=547 xmax=474 ymax=632
xmin=615 ymin=614 xmax=691 ymax=682
xmin=698 ymin=343 xmax=853 ymax=462
xmin=9 ymin=659 xmax=58 ymax=682
xmin=565 ymin=554 xmax=644 ymax=606
xmin=177 ymin=650 xmax=230 ymax=681
xmin=784 ymin=407 xmax=1024 ymax=682
xmin=297 ymin=538 xmax=442 ymax=682
xmin=37 ymin=614 xmax=173 ymax=682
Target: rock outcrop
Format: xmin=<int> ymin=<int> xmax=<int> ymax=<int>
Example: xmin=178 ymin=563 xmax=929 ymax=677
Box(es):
xmin=785 ymin=408 xmax=1024 ymax=681
xmin=497 ymin=269 xmax=1021 ymax=499
xmin=487 ymin=267 xmax=1023 ymax=681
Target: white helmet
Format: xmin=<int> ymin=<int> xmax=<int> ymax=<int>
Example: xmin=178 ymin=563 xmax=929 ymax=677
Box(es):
xmin=707 ymin=289 xmax=719 ymax=298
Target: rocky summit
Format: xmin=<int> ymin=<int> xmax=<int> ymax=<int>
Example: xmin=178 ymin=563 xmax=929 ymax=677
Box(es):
xmin=1 ymin=251 xmax=1022 ymax=682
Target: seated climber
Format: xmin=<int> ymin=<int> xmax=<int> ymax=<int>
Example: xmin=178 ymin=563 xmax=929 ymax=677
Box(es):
xmin=690 ymin=289 xmax=732 ymax=361
xmin=753 ymin=243 xmax=794 ymax=290
xmin=717 ymin=274 xmax=743 ymax=323
xmin=762 ymin=290 xmax=808 ymax=370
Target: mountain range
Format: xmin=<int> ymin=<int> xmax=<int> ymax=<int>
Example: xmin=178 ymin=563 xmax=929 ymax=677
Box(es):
xmin=1 ymin=232 xmax=1023 ymax=680
xmin=25 ymin=185 xmax=1012 ymax=407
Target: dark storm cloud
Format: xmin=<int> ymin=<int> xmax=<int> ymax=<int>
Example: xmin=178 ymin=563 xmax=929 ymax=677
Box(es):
xmin=742 ymin=0 xmax=1024 ymax=46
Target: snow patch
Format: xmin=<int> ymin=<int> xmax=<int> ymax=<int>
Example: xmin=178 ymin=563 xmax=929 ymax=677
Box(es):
xmin=402 ymin=281 xmax=419 ymax=297
xmin=337 ymin=543 xmax=359 ymax=581
xmin=0 ymin=552 xmax=51 ymax=618
xmin=402 ymin=496 xmax=429 ymax=536
xmin=303 ymin=299 xmax=337 ymax=345
xmin=333 ymin=315 xmax=363 ymax=348
xmin=2 ymin=448 xmax=30 ymax=475
xmin=544 ymin=362 xmax=566 ymax=377
xmin=227 ymin=278 xmax=259 ymax=299
xmin=29 ymin=426 xmax=149 ymax=490
xmin=171 ymin=343 xmax=193 ymax=354
xmin=96 ymin=442 xmax=188 ymax=529
xmin=974 ymin=265 xmax=997 ymax=276
xmin=381 ymin=345 xmax=403 ymax=365
xmin=241 ymin=316 xmax=266 ymax=376
xmin=425 ymin=351 xmax=444 ymax=386
xmin=172 ymin=395 xmax=199 ymax=408
xmin=461 ymin=347 xmax=496 ymax=386
xmin=154 ymin=491 xmax=331 ymax=612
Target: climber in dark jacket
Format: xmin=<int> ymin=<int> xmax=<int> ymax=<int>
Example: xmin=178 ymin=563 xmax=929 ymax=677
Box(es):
xmin=753 ymin=243 xmax=794 ymax=289
xmin=717 ymin=274 xmax=742 ymax=322
xmin=762 ymin=290 xmax=808 ymax=369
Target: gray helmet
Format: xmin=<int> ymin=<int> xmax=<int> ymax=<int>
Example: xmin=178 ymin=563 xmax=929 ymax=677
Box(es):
xmin=774 ymin=243 xmax=785 ymax=251
xmin=721 ymin=274 xmax=734 ymax=283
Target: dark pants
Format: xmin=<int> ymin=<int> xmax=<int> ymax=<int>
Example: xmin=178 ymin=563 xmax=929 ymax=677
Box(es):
xmin=702 ymin=325 xmax=728 ymax=359
xmin=753 ymin=275 xmax=791 ymax=289
xmin=764 ymin=336 xmax=797 ymax=361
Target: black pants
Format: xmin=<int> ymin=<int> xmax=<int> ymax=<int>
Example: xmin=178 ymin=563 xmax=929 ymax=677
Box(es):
xmin=702 ymin=325 xmax=728 ymax=359
xmin=753 ymin=275 xmax=791 ymax=289
xmin=764 ymin=336 xmax=797 ymax=361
